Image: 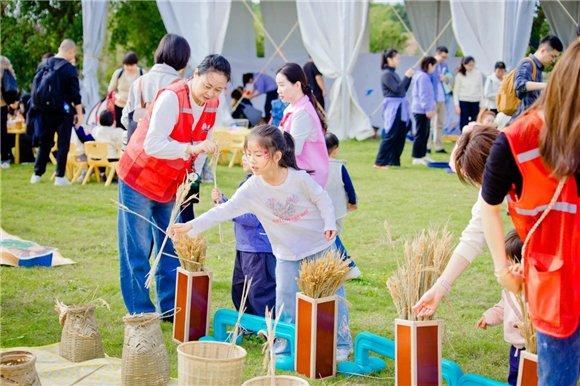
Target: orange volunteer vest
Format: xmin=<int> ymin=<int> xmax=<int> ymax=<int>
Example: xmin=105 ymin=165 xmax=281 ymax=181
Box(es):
xmin=504 ymin=110 xmax=579 ymax=338
xmin=118 ymin=80 xmax=219 ymax=203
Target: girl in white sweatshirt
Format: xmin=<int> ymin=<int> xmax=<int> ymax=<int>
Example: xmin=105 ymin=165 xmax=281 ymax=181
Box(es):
xmin=169 ymin=124 xmax=353 ymax=360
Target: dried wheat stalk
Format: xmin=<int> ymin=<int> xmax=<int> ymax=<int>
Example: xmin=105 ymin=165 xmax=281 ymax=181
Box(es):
xmin=516 ymin=293 xmax=537 ymax=354
xmin=261 ymin=305 xmax=283 ymax=378
xmin=173 ymin=233 xmax=206 ymax=272
xmin=297 ymin=250 xmax=350 ymax=298
xmin=387 ymin=225 xmax=454 ymax=320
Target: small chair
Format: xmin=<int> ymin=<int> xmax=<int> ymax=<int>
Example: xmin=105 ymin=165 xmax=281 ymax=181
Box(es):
xmin=82 ymin=141 xmax=117 ymax=186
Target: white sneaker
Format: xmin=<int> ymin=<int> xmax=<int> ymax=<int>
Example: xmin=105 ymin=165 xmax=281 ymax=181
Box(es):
xmin=336 ymin=348 xmax=352 ymax=362
xmin=30 ymin=174 xmax=41 ymax=184
xmin=424 ymin=156 xmax=435 ymax=163
xmin=0 ymin=161 xmax=10 ymax=169
xmin=54 ymin=177 xmax=71 ymax=186
xmin=412 ymin=158 xmax=428 ymax=166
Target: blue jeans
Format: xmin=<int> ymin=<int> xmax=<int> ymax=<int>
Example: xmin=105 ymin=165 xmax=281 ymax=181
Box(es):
xmin=275 ymin=247 xmax=353 ymax=351
xmin=117 ymin=180 xmax=180 ymax=314
xmin=537 ymin=324 xmax=580 ymax=386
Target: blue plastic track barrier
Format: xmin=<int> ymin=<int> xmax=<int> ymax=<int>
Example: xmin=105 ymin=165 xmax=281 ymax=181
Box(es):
xmin=199 ymin=308 xmax=296 ymax=371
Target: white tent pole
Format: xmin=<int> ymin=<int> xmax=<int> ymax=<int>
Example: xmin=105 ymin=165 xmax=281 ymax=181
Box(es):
xmin=241 ymin=0 xmax=289 ymax=62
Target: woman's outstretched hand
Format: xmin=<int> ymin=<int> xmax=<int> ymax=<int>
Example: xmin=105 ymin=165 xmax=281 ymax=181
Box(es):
xmin=412 ymin=283 xmax=447 ymax=318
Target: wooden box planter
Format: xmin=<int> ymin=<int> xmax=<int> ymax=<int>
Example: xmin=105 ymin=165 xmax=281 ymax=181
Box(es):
xmin=295 ymin=293 xmax=338 ymax=379
xmin=395 ymin=319 xmax=442 ymax=386
xmin=517 ymin=351 xmax=538 ymax=386
xmin=173 ymin=268 xmax=212 ymax=343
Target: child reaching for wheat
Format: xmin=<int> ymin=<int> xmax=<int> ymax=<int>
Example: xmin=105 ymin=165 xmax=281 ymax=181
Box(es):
xmin=169 ymin=124 xmax=353 ymax=361
xmin=211 ymin=154 xmax=276 ymax=318
xmin=476 ymin=230 xmax=526 ymax=386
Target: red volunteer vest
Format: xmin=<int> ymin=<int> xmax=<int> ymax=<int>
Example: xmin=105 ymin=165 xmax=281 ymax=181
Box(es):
xmin=504 ymin=110 xmax=579 ymax=338
xmin=117 ymin=81 xmax=219 ymax=203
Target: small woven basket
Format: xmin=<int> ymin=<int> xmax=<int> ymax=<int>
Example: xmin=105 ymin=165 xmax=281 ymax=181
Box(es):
xmin=0 ymin=350 xmax=41 ymax=386
xmin=242 ymin=375 xmax=310 ymax=385
xmin=177 ymin=341 xmax=247 ymax=386
xmin=121 ymin=313 xmax=169 ymax=386
xmin=57 ymin=304 xmax=104 ymax=362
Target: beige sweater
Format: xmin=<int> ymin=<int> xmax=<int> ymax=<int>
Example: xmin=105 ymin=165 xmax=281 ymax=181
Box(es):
xmin=107 ymin=68 xmax=142 ymax=108
xmin=453 ymin=69 xmax=483 ymax=106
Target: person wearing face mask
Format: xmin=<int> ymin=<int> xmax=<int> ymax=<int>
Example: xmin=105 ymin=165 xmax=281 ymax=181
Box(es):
xmin=275 ymin=63 xmax=329 ymax=187
xmin=116 ymin=52 xmax=231 ymax=317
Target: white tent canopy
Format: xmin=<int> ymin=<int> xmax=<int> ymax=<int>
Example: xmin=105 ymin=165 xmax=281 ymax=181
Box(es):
xmin=81 ymin=0 xmax=563 ymax=139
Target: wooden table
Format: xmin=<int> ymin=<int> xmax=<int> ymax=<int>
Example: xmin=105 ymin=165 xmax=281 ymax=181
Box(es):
xmin=7 ymin=119 xmax=26 ymax=164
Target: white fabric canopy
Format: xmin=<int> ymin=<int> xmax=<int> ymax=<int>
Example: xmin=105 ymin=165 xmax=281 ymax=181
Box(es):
xmin=450 ymin=0 xmax=535 ymax=73
xmin=296 ymin=0 xmax=373 ymax=140
xmin=156 ymin=0 xmax=231 ymax=68
xmin=81 ymin=0 xmax=108 ymax=110
xmin=261 ymin=0 xmax=307 ymax=60
xmin=405 ymin=0 xmax=458 ymax=55
xmin=542 ymin=0 xmax=579 ymax=48
xmin=222 ymin=1 xmax=256 ymax=60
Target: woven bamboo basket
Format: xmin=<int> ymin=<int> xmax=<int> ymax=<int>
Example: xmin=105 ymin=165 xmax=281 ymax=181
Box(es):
xmin=0 ymin=350 xmax=41 ymax=386
xmin=121 ymin=313 xmax=169 ymax=386
xmin=177 ymin=341 xmax=247 ymax=386
xmin=58 ymin=304 xmax=104 ymax=362
xmin=242 ymin=375 xmax=310 ymax=385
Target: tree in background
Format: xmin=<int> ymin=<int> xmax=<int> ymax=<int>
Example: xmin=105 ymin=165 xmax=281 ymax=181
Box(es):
xmin=369 ymin=3 xmax=409 ymax=53
xmin=1 ymin=0 xmax=82 ymax=91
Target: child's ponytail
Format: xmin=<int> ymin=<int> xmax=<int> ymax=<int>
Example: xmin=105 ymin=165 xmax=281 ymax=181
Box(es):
xmin=246 ymin=124 xmax=306 ymax=172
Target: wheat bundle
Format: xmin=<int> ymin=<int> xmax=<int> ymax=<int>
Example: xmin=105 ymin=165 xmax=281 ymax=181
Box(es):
xmin=174 ymin=234 xmax=207 ymax=272
xmin=387 ymin=225 xmax=454 ymax=320
xmin=297 ymin=250 xmax=349 ymax=299
xmin=516 ymin=294 xmax=537 ymax=354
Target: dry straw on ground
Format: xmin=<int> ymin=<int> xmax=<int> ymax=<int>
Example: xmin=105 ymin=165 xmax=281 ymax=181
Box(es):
xmin=387 ymin=225 xmax=454 ymax=320
xmin=297 ymin=250 xmax=349 ymax=298
xmin=174 ymin=234 xmax=207 ymax=272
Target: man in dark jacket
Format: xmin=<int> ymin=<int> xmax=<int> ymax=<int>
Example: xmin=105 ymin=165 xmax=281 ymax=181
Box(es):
xmin=30 ymin=39 xmax=83 ymax=186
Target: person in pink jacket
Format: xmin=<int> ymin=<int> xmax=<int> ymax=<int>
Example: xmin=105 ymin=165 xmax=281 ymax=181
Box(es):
xmin=476 ymin=230 xmax=526 ymax=386
xmin=276 ymin=63 xmax=329 ymax=187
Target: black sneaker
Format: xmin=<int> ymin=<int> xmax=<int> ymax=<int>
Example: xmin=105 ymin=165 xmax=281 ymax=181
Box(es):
xmin=435 ymin=149 xmax=448 ymax=154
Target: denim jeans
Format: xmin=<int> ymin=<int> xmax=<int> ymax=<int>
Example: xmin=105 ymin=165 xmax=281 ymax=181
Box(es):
xmin=117 ymin=180 xmax=179 ymax=314
xmin=275 ymin=246 xmax=353 ymax=351
xmin=537 ymin=324 xmax=580 ymax=386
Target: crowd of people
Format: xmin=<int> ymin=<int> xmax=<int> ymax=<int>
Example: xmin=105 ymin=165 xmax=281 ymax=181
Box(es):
xmin=1 ymin=27 xmax=578 ymax=385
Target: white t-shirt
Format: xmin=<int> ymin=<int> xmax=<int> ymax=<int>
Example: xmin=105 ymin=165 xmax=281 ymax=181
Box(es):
xmin=92 ymin=125 xmax=125 ymax=159
xmin=186 ymin=168 xmax=337 ymax=261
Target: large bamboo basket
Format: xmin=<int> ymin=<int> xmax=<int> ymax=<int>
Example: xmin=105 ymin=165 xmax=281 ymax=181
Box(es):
xmin=58 ymin=304 xmax=104 ymax=362
xmin=177 ymin=341 xmax=247 ymax=386
xmin=0 ymin=350 xmax=41 ymax=386
xmin=242 ymin=375 xmax=310 ymax=385
xmin=121 ymin=313 xmax=169 ymax=386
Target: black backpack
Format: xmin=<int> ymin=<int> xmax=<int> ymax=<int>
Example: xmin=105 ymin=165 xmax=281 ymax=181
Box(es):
xmin=31 ymin=59 xmax=68 ymax=112
xmin=1 ymin=69 xmax=18 ymax=105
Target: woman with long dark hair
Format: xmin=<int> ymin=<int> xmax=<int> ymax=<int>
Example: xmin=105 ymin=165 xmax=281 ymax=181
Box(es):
xmin=374 ymin=48 xmax=414 ymax=168
xmin=410 ymin=56 xmax=437 ymax=166
xmin=276 ymin=63 xmax=329 ymax=187
xmin=454 ymin=56 xmax=483 ymax=131
xmin=481 ymin=40 xmax=580 ymax=386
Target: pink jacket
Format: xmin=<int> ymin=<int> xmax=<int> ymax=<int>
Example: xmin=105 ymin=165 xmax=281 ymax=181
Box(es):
xmin=483 ymin=290 xmax=526 ymax=349
xmin=280 ymin=95 xmax=329 ymax=187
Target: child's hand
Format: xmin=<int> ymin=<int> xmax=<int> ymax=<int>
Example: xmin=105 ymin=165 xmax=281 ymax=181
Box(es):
xmin=476 ymin=316 xmax=488 ymax=330
xmin=497 ymin=265 xmax=523 ymax=294
xmin=168 ymin=223 xmax=192 ymax=238
xmin=324 ymin=230 xmax=337 ymax=241
xmin=347 ymin=203 xmax=358 ymax=212
xmin=211 ymin=188 xmax=223 ymax=204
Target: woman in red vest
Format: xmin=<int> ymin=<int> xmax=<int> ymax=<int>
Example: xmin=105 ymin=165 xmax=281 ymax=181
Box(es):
xmin=481 ymin=40 xmax=579 ymax=385
xmin=117 ymin=49 xmax=231 ymax=318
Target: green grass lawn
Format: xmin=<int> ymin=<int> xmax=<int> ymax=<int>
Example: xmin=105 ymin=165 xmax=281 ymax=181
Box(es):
xmin=0 ymin=138 xmax=511 ymax=384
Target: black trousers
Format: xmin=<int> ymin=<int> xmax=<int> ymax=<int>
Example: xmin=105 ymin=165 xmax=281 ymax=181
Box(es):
xmin=263 ymin=90 xmax=278 ymax=122
xmin=412 ymin=113 xmax=430 ymax=159
xmin=375 ymin=107 xmax=410 ymax=166
xmin=33 ymin=113 xmax=73 ymax=177
xmin=114 ymin=105 xmax=126 ymax=130
xmin=1 ymin=106 xmax=14 ymax=163
xmin=459 ymin=101 xmax=480 ymax=131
